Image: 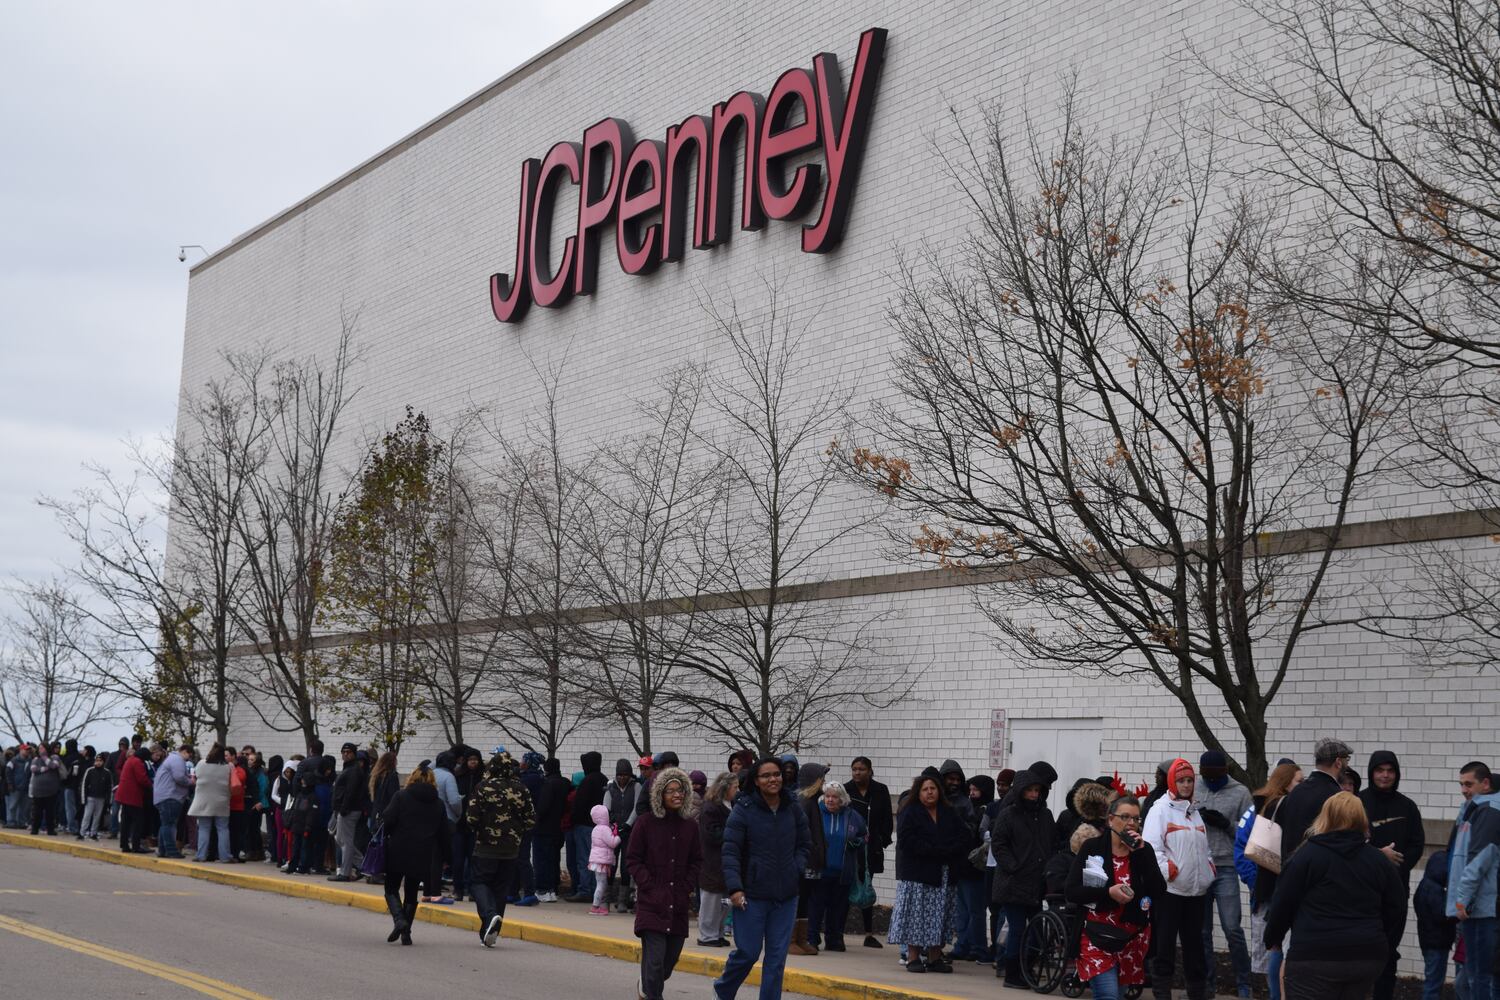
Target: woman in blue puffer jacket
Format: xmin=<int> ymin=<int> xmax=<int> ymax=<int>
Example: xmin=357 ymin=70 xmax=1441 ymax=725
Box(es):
xmin=713 ymin=755 xmax=811 ymax=1000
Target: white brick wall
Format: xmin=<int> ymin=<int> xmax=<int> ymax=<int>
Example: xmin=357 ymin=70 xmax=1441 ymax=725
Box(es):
xmin=177 ymin=0 xmax=1495 ymax=978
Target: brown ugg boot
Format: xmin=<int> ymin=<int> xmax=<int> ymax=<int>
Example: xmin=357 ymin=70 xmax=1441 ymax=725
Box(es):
xmin=789 ymin=918 xmax=818 ymax=956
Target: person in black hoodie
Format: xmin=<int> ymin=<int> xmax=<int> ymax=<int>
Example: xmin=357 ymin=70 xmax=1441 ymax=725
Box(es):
xmin=1357 ymin=749 xmax=1425 ymax=1000
xmin=937 ymin=760 xmax=984 ymax=961
xmin=1263 ymin=791 xmax=1404 ymax=1000
xmin=991 ymin=769 xmax=1054 ymax=987
xmin=532 ymin=757 xmax=570 ymax=901
xmin=329 ymin=744 xmax=370 ymax=882
xmin=566 ymin=751 xmax=608 ymax=903
xmin=381 ymin=762 xmax=451 ymax=945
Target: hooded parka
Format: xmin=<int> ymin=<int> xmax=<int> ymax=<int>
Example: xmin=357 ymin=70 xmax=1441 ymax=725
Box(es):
xmin=990 ymin=769 xmax=1054 ymax=906
xmin=625 ymin=767 xmax=703 ymax=938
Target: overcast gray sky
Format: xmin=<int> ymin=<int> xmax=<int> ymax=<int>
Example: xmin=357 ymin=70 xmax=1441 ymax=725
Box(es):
xmin=0 ymin=0 xmax=618 ymax=745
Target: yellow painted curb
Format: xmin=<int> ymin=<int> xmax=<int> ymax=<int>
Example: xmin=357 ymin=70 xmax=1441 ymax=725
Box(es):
xmin=0 ymin=830 xmax=958 ymax=1000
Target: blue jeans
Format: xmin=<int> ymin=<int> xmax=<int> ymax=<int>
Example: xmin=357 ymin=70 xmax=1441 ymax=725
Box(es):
xmin=156 ymin=798 xmax=183 ymax=856
xmin=952 ymin=877 xmax=989 ymax=958
xmin=1203 ymin=866 xmax=1251 ymax=994
xmin=195 ymin=814 xmax=229 ymax=861
xmin=1463 ymin=917 xmax=1498 ymax=1000
xmin=570 ymin=826 xmax=595 ymax=898
xmin=64 ymin=787 xmax=81 ymax=833
xmin=1089 ymin=965 xmax=1122 ymax=999
xmin=714 ymin=896 xmax=796 ymax=1000
xmin=1423 ymin=947 xmax=1448 ymax=1000
xmin=1267 ymin=946 xmax=1285 ymax=1000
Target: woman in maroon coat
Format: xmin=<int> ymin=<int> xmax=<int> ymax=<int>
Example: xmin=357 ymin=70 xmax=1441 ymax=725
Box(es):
xmin=625 ymin=766 xmax=702 ymax=1000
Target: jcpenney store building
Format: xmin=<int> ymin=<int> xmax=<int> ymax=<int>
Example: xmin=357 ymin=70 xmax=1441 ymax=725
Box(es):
xmin=179 ymin=0 xmax=1492 ymax=969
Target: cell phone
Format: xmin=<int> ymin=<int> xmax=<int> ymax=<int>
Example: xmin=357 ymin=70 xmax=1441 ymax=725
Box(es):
xmin=1120 ymin=829 xmax=1142 ymax=849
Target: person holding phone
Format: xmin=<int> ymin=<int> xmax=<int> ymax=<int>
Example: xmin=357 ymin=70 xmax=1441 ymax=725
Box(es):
xmin=1068 ymin=796 xmax=1167 ymax=999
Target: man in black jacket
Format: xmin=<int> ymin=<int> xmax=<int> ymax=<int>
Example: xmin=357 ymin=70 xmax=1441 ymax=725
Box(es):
xmin=565 ymin=751 xmax=608 ymax=902
xmin=1279 ymin=737 xmax=1350 ymax=862
xmin=1359 ymin=750 xmax=1425 ymax=1000
xmin=992 ymin=769 xmax=1053 ymax=987
xmin=329 ymin=742 xmax=369 ymax=882
xmin=534 ymin=758 xmax=571 ymax=901
xmin=939 ymin=759 xmax=985 ymax=960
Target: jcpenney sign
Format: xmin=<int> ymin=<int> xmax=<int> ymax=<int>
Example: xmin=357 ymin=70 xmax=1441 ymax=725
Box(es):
xmin=490 ymin=27 xmax=888 ymax=323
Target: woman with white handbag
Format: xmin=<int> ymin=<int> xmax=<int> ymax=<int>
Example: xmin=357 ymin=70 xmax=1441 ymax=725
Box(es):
xmin=1233 ymin=762 xmax=1303 ymax=1000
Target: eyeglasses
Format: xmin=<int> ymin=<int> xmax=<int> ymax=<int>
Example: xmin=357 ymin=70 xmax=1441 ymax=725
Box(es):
xmin=1113 ymin=814 xmax=1142 ymax=824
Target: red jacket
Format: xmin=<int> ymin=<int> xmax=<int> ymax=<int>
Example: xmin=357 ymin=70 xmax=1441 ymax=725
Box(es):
xmin=114 ymin=754 xmax=151 ymax=807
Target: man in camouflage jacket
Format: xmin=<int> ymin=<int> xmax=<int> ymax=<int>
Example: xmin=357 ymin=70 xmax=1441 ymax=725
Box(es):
xmin=465 ymin=751 xmax=537 ymax=946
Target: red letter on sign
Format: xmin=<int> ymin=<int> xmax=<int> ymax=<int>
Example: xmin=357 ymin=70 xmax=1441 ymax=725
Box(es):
xmin=706 ymin=91 xmax=766 ymax=245
xmin=757 ymin=68 xmax=822 ymax=221
xmin=529 ymin=141 xmax=582 ymax=309
xmin=804 ymin=27 xmax=887 ymax=254
xmin=575 ymin=118 xmax=631 ymax=296
xmin=617 ymin=139 xmax=664 ymax=276
xmin=491 ymin=158 xmax=539 ymax=324
xmin=662 ymin=114 xmax=711 ymax=262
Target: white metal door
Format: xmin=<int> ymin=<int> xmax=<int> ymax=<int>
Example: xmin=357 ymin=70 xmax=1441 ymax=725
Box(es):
xmin=1007 ymin=717 xmax=1103 ymax=809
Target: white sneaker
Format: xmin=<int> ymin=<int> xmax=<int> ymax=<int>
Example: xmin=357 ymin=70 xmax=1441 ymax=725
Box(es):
xmin=483 ymin=915 xmax=501 ymax=948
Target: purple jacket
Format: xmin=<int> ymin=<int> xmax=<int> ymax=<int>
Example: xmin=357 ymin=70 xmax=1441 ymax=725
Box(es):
xmin=625 ymin=810 xmax=703 ymax=938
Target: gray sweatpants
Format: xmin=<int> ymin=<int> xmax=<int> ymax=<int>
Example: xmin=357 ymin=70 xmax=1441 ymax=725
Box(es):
xmin=698 ymin=889 xmax=728 ymax=943
xmin=335 ymin=812 xmax=364 ymax=877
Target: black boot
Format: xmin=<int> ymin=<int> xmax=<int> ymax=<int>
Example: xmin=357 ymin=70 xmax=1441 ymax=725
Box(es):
xmin=385 ymin=891 xmax=408 ymax=943
xmin=401 ymin=898 xmax=417 ymax=945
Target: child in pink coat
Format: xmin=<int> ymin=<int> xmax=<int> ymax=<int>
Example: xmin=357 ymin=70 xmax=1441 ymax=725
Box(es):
xmin=587 ymin=803 xmax=621 ymax=914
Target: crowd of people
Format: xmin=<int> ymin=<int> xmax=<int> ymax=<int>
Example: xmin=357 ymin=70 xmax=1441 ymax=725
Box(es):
xmin=0 ymin=734 xmax=1487 ymax=1000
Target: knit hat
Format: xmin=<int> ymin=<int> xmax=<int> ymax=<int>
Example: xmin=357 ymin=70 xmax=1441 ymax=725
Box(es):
xmin=689 ymin=769 xmax=707 ymax=787
xmin=616 ymin=758 xmax=634 ymax=777
xmin=996 ymin=768 xmax=1016 ymax=785
xmin=1314 ymin=738 xmax=1353 ymax=765
xmin=1167 ymin=758 xmax=1195 ymax=799
xmin=1199 ymin=750 xmax=1228 ymax=771
xmin=521 ymin=751 xmax=545 ymax=770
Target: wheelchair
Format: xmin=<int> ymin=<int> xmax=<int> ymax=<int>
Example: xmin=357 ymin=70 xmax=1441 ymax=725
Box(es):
xmin=1018 ymin=895 xmax=1143 ymax=998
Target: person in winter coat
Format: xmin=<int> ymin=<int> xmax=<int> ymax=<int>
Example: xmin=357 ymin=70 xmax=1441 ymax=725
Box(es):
xmin=935 ymin=759 xmax=985 ymax=961
xmin=1263 ymin=791 xmax=1404 ymax=999
xmin=846 ymin=756 xmax=893 ymax=949
xmin=804 ymin=780 xmax=866 ymax=952
xmin=1142 ymin=757 xmax=1213 ymax=1000
xmin=1068 ymin=796 xmax=1167 ymax=999
xmin=80 ymin=753 xmax=113 ymax=839
xmin=698 ymin=771 xmax=737 ymax=946
xmin=533 ymin=757 xmax=571 ymax=901
xmin=1232 ymin=760 xmax=1301 ymax=1000
xmin=626 ymin=767 xmax=703 ymax=1000
xmin=512 ymin=750 xmax=545 ymax=906
xmin=381 ymin=763 xmax=452 ymax=945
xmin=1195 ymin=749 xmax=1254 ymax=999
xmin=888 ymin=772 xmax=969 ymax=973
xmin=26 ymin=742 xmax=64 ymax=835
xmin=1414 ymin=850 xmax=1456 ymax=1000
xmin=429 ymin=751 xmax=463 ymax=903
xmin=1278 ymin=738 xmax=1349 ymax=864
xmin=790 ymin=761 xmax=829 ymax=956
xmin=1450 ymin=762 xmax=1500 ymax=999
xmin=586 ymin=802 xmax=621 ymax=914
xmin=566 ymin=752 xmax=608 ymax=903
xmin=1054 ymin=778 xmax=1100 ymax=851
xmin=605 ymin=758 xmax=640 ymax=912
xmin=187 ymin=745 xmax=232 ymax=861
xmin=329 ymin=743 xmax=370 ymax=882
xmin=992 ymin=768 xmax=1055 ymax=987
xmin=1357 ymin=749 xmax=1425 ymax=1000
xmin=714 ymin=756 xmax=812 ymax=1000
xmin=60 ymin=738 xmax=84 ymax=834
xmin=115 ymin=745 xmax=153 ymax=853
xmin=4 ymin=745 xmax=31 ymax=829
xmin=464 ymin=750 xmax=536 ymax=947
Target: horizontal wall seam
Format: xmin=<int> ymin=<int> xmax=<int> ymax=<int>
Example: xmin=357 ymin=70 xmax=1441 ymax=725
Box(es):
xmin=220 ymin=505 xmax=1500 ymax=659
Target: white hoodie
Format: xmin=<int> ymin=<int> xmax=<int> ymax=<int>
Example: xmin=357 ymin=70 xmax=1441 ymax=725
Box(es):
xmin=1142 ymin=793 xmax=1215 ymax=897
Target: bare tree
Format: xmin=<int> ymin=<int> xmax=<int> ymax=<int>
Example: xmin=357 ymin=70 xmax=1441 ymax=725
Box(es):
xmin=674 ymin=287 xmax=916 ymax=758
xmin=839 ymin=102 xmax=1411 ymax=784
xmin=1218 ymin=0 xmax=1500 ymax=671
xmin=0 ymin=580 xmax=121 ymax=745
xmin=413 ymin=415 xmax=523 ymax=748
xmin=573 ymin=364 xmax=725 ymax=755
xmin=232 ymin=323 xmax=360 ymax=747
xmin=44 ymin=364 xmax=269 ymax=746
xmin=321 ymin=407 xmax=440 ymax=750
xmin=480 ymin=364 xmax=599 ymax=758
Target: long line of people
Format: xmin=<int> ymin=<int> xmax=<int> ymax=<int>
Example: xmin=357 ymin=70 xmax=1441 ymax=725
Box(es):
xmin=3 ymin=735 xmax=1485 ymax=1000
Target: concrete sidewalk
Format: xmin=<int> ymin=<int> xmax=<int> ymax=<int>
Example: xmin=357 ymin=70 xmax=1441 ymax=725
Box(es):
xmin=0 ymin=829 xmax=1031 ymax=1000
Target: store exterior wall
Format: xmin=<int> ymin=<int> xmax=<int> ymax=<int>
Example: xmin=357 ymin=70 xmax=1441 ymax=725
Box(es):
xmin=176 ymin=0 xmax=1493 ymax=975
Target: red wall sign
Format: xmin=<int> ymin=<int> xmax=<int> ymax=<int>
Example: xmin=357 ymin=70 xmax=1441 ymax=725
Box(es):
xmin=490 ymin=27 xmax=889 ymax=323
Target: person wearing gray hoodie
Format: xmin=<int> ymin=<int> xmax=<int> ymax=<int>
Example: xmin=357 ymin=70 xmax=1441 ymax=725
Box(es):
xmin=1196 ymin=750 xmax=1253 ymax=998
